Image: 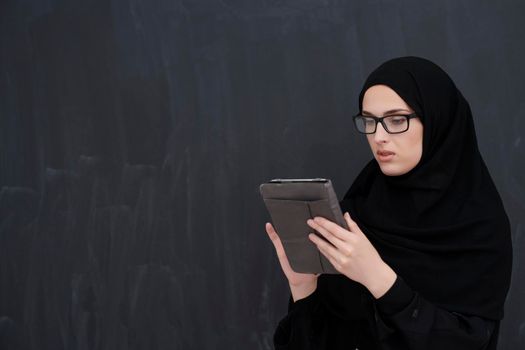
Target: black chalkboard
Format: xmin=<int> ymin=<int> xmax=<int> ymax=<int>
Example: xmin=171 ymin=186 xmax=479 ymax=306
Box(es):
xmin=1 ymin=0 xmax=523 ymax=349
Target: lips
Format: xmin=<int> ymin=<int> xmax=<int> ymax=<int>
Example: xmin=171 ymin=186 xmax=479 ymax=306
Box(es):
xmin=377 ymin=150 xmax=395 ymax=162
xmin=377 ymin=150 xmax=395 ymax=156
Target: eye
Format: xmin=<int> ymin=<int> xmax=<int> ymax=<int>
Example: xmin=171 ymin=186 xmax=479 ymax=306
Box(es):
xmin=389 ymin=117 xmax=407 ymax=125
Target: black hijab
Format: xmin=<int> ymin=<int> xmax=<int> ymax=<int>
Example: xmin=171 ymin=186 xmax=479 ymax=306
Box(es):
xmin=333 ymin=56 xmax=512 ymax=321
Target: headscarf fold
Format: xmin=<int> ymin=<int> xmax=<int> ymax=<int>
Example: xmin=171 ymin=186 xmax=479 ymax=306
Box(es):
xmin=335 ymin=56 xmax=512 ymax=320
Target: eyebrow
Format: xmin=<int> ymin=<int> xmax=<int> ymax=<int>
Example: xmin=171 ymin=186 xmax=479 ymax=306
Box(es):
xmin=362 ymin=108 xmax=412 ymax=115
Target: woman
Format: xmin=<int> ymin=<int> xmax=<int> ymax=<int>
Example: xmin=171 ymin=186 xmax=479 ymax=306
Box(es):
xmin=265 ymin=56 xmax=513 ymax=349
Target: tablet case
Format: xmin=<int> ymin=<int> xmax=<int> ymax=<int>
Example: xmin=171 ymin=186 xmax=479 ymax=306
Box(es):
xmin=260 ymin=178 xmax=348 ymax=274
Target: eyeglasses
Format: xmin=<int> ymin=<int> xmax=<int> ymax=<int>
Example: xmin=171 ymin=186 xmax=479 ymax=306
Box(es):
xmin=352 ymin=113 xmax=419 ymax=134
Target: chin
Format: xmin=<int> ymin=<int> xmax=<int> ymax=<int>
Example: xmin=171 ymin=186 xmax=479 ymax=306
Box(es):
xmin=378 ymin=163 xmax=410 ymax=176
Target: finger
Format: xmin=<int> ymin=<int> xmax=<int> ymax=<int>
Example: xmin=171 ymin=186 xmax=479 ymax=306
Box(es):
xmin=265 ymin=223 xmax=286 ymax=253
xmin=317 ymin=246 xmax=342 ymax=271
xmin=307 ymin=219 xmax=346 ymax=250
xmin=265 ymin=222 xmax=279 ymax=241
xmin=344 ymin=212 xmax=364 ymax=237
xmin=309 ymin=233 xmax=346 ymax=262
xmin=265 ymin=223 xmax=296 ymax=270
xmin=308 ymin=217 xmax=350 ymax=243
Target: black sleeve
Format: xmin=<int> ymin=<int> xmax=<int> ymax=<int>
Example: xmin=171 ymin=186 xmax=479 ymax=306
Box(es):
xmin=372 ymin=275 xmax=497 ymax=350
xmin=273 ymin=290 xmax=322 ymax=350
xmin=273 ymin=288 xmax=372 ymax=350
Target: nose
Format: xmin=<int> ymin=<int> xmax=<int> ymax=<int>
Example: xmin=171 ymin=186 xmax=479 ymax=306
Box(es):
xmin=373 ymin=121 xmax=389 ymax=144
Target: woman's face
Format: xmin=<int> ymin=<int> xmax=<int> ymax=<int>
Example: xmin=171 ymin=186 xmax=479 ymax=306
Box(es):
xmin=362 ymin=84 xmax=424 ymax=176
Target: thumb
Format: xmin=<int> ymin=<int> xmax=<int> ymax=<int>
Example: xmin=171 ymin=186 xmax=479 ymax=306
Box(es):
xmin=344 ymin=212 xmax=364 ymax=236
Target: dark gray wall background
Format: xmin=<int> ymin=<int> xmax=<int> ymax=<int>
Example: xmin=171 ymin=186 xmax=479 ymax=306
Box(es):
xmin=0 ymin=0 xmax=523 ymax=349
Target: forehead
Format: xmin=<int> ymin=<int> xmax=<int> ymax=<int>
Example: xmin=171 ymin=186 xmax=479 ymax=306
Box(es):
xmin=362 ymin=84 xmax=412 ymax=113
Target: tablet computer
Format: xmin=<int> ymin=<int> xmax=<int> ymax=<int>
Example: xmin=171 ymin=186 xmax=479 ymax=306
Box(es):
xmin=260 ymin=178 xmax=348 ymax=274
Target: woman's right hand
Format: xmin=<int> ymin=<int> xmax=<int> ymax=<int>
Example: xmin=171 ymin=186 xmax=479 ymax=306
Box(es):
xmin=265 ymin=222 xmax=319 ymax=301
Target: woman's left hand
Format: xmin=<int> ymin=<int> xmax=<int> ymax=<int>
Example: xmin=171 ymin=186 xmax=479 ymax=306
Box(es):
xmin=307 ymin=212 xmax=397 ymax=299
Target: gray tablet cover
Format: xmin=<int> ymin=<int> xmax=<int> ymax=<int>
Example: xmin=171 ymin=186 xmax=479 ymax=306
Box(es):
xmin=260 ymin=178 xmax=348 ymax=274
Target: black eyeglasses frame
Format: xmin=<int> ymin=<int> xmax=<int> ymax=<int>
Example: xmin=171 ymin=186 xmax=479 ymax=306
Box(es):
xmin=352 ymin=112 xmax=419 ymax=134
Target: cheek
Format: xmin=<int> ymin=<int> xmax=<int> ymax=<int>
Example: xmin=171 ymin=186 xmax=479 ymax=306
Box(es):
xmin=406 ymin=132 xmax=423 ymax=164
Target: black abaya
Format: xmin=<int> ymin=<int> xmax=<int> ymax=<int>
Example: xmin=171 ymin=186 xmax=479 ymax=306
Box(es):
xmin=274 ymin=274 xmax=498 ymax=349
